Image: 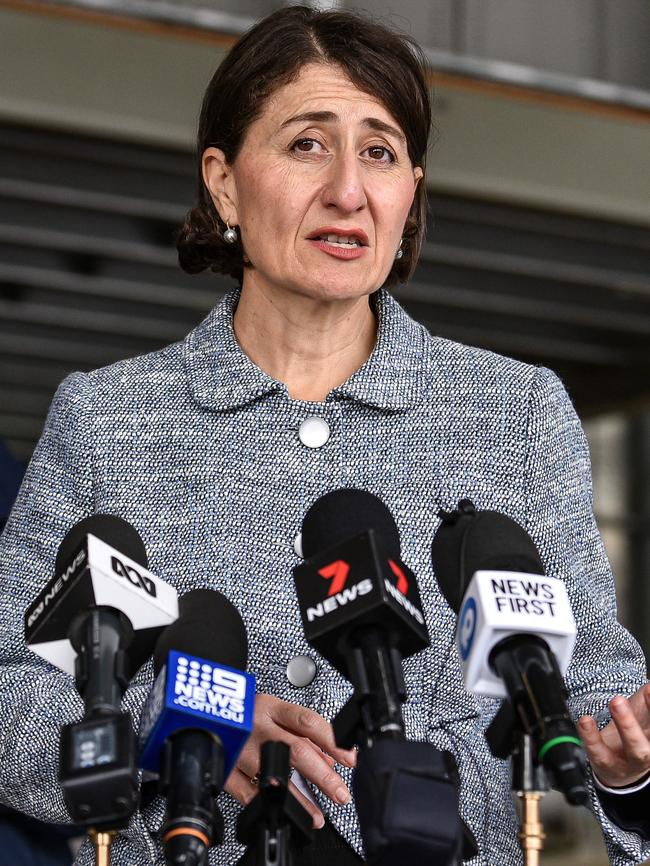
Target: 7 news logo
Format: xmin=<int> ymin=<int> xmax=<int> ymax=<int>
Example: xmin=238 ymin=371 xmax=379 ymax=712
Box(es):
xmin=319 ymin=559 xmax=409 ymax=596
xmin=306 ymin=557 xmax=424 ymax=625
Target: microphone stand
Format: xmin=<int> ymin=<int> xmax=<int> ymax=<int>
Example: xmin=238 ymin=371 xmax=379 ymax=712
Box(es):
xmin=513 ymin=732 xmax=548 ymax=866
xmin=332 ymin=626 xmax=475 ymax=866
xmin=487 ymin=704 xmax=548 ymax=866
xmin=236 ymin=741 xmax=313 ymax=866
xmin=88 ymin=830 xmax=117 ymax=866
xmin=59 ymin=607 xmax=139 ymax=866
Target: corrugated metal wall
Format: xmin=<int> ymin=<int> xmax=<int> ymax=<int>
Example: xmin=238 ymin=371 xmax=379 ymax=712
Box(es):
xmin=2 ymin=120 xmax=649 ymax=462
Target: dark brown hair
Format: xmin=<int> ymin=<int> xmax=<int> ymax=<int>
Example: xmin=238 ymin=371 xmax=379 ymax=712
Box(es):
xmin=176 ymin=4 xmax=432 ymax=287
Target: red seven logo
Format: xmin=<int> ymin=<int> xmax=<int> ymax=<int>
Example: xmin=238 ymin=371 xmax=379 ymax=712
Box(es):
xmin=319 ymin=560 xmax=351 ymax=597
xmin=388 ymin=559 xmax=409 ymax=595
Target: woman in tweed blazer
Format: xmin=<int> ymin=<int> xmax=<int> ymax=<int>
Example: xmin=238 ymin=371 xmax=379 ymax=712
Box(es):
xmin=2 ymin=6 xmax=650 ymax=865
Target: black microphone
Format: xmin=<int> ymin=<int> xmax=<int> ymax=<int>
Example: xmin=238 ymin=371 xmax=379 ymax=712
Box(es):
xmin=27 ymin=514 xmax=179 ymax=689
xmin=294 ymin=489 xmax=469 ymax=866
xmin=24 ymin=515 xmax=179 ymax=831
xmin=296 ymin=488 xmax=428 ymax=747
xmin=139 ymin=589 xmax=255 ymax=866
xmin=55 ymin=514 xmax=148 ymax=573
xmin=55 ymin=515 xmax=149 ymax=717
xmin=431 ymin=500 xmax=588 ymax=805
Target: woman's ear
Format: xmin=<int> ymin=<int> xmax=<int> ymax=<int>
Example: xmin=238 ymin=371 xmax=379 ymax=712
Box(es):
xmin=202 ymin=147 xmax=239 ymax=225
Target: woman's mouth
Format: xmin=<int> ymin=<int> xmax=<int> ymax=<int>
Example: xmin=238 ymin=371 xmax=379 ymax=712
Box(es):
xmin=307 ymin=237 xmax=367 ymax=260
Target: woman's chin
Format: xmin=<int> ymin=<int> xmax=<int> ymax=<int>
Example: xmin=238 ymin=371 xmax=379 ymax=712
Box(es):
xmin=295 ymin=268 xmax=386 ymax=302
xmin=242 ymin=263 xmax=385 ymax=303
xmin=295 ymin=283 xmax=375 ymax=304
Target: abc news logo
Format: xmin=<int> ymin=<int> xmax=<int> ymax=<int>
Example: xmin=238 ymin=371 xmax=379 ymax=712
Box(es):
xmin=111 ymin=556 xmax=157 ymax=597
xmin=173 ymin=657 xmax=247 ymax=724
xmin=26 ymin=548 xmax=87 ymax=628
xmin=26 ymin=545 xmax=158 ymax=632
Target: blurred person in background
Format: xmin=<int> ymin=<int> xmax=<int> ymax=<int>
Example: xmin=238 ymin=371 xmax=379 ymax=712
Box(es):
xmin=0 ymin=439 xmax=24 ymax=533
xmin=1 ymin=6 xmax=650 ymax=865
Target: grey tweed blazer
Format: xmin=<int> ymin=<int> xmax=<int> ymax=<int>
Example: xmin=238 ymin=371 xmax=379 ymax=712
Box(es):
xmin=0 ymin=287 xmax=648 ymax=865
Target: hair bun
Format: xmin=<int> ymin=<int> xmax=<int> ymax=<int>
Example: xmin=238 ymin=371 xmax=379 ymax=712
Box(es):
xmin=176 ymin=203 xmax=243 ymax=277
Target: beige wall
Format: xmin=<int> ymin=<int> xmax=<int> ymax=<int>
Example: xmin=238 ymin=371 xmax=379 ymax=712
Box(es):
xmin=1 ymin=4 xmax=649 ymax=226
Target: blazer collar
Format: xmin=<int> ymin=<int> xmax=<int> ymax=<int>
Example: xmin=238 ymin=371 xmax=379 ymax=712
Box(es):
xmin=184 ymin=286 xmax=431 ymax=412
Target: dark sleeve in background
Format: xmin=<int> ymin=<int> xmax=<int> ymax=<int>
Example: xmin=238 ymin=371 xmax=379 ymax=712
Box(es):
xmin=597 ymin=785 xmax=650 ymax=839
xmin=0 ymin=805 xmax=76 ymax=866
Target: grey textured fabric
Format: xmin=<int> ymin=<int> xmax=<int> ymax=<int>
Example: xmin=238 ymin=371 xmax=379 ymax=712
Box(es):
xmin=0 ymin=287 xmax=648 ymax=865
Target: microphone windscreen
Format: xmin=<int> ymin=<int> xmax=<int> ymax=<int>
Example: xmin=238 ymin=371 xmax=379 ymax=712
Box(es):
xmin=153 ymin=588 xmax=248 ymax=676
xmin=55 ymin=514 xmax=148 ymax=573
xmin=301 ymin=488 xmax=401 ymax=560
xmin=432 ymin=506 xmax=544 ymax=614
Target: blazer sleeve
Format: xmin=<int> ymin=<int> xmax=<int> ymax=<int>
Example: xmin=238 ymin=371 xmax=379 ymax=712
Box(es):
xmin=0 ymin=373 xmax=170 ymax=860
xmin=0 ymin=372 xmax=97 ymax=822
xmin=523 ymin=366 xmax=650 ymax=863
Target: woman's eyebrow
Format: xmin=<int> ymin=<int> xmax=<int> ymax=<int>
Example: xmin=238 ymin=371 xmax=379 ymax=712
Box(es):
xmin=280 ymin=110 xmax=406 ymax=146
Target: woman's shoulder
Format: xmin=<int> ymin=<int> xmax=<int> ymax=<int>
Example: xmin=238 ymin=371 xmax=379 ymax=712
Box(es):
xmin=43 ymin=336 xmax=192 ymax=430
xmin=418 ymin=329 xmax=578 ymax=449
xmin=80 ymin=295 xmax=231 ymax=409
xmin=88 ymin=337 xmax=185 ymax=386
xmin=82 ymin=325 xmax=197 ymax=406
xmin=421 ymin=327 xmax=543 ymax=401
xmin=386 ymin=291 xmax=546 ymax=404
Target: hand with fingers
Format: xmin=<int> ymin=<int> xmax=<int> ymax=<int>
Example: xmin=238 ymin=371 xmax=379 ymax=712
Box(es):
xmin=225 ymin=694 xmax=357 ymax=828
xmin=578 ymin=682 xmax=650 ymax=789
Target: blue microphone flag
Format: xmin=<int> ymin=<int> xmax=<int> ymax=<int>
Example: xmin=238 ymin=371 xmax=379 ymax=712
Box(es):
xmin=139 ymin=650 xmax=255 ymax=780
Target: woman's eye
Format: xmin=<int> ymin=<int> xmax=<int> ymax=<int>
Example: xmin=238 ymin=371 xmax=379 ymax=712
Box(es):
xmin=366 ymin=145 xmax=395 ymax=164
xmin=292 ymin=138 xmax=323 ymax=153
xmin=291 ymin=138 xmax=395 ymax=165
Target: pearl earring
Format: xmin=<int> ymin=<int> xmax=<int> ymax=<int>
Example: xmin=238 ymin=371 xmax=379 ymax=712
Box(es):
xmin=223 ymin=221 xmax=238 ymax=244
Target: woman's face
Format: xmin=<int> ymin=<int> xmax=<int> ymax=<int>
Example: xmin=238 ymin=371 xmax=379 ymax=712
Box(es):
xmin=203 ymin=62 xmax=423 ymax=303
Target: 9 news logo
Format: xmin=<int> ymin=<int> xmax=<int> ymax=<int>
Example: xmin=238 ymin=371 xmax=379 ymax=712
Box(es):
xmin=172 ymin=656 xmax=247 ymax=723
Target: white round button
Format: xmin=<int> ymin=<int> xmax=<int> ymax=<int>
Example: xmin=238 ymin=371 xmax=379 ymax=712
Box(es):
xmin=298 ymin=417 xmax=330 ymax=449
xmin=293 ymin=532 xmax=304 ymax=558
xmin=286 ymin=655 xmax=317 ymax=688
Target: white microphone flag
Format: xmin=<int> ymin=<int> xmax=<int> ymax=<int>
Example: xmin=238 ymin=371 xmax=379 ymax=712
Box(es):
xmin=457 ymin=570 xmax=576 ymax=699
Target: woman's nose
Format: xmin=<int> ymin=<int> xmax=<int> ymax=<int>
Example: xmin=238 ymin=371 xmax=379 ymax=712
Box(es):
xmin=320 ymin=150 xmax=367 ymax=212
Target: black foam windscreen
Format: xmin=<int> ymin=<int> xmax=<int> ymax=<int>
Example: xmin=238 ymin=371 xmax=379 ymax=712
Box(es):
xmin=432 ymin=503 xmax=544 ymax=614
xmin=55 ymin=514 xmax=148 ymax=574
xmin=153 ymin=588 xmax=248 ymax=676
xmin=301 ymin=488 xmax=401 ymax=560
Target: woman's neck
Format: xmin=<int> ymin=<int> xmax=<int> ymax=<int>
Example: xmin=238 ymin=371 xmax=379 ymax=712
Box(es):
xmin=232 ymin=281 xmax=378 ymax=402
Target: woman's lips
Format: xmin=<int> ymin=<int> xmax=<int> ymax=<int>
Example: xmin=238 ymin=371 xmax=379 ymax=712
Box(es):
xmin=308 ymin=238 xmax=367 ymax=260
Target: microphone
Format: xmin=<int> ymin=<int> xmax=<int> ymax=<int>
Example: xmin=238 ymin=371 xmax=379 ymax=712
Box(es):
xmin=23 ymin=515 xmax=179 ymax=831
xmin=139 ymin=588 xmax=255 ymax=866
xmin=26 ymin=514 xmax=178 ymax=683
xmin=294 ymin=489 xmax=468 ymax=866
xmin=295 ymin=488 xmax=429 ymax=747
xmin=431 ymin=499 xmax=588 ymax=805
